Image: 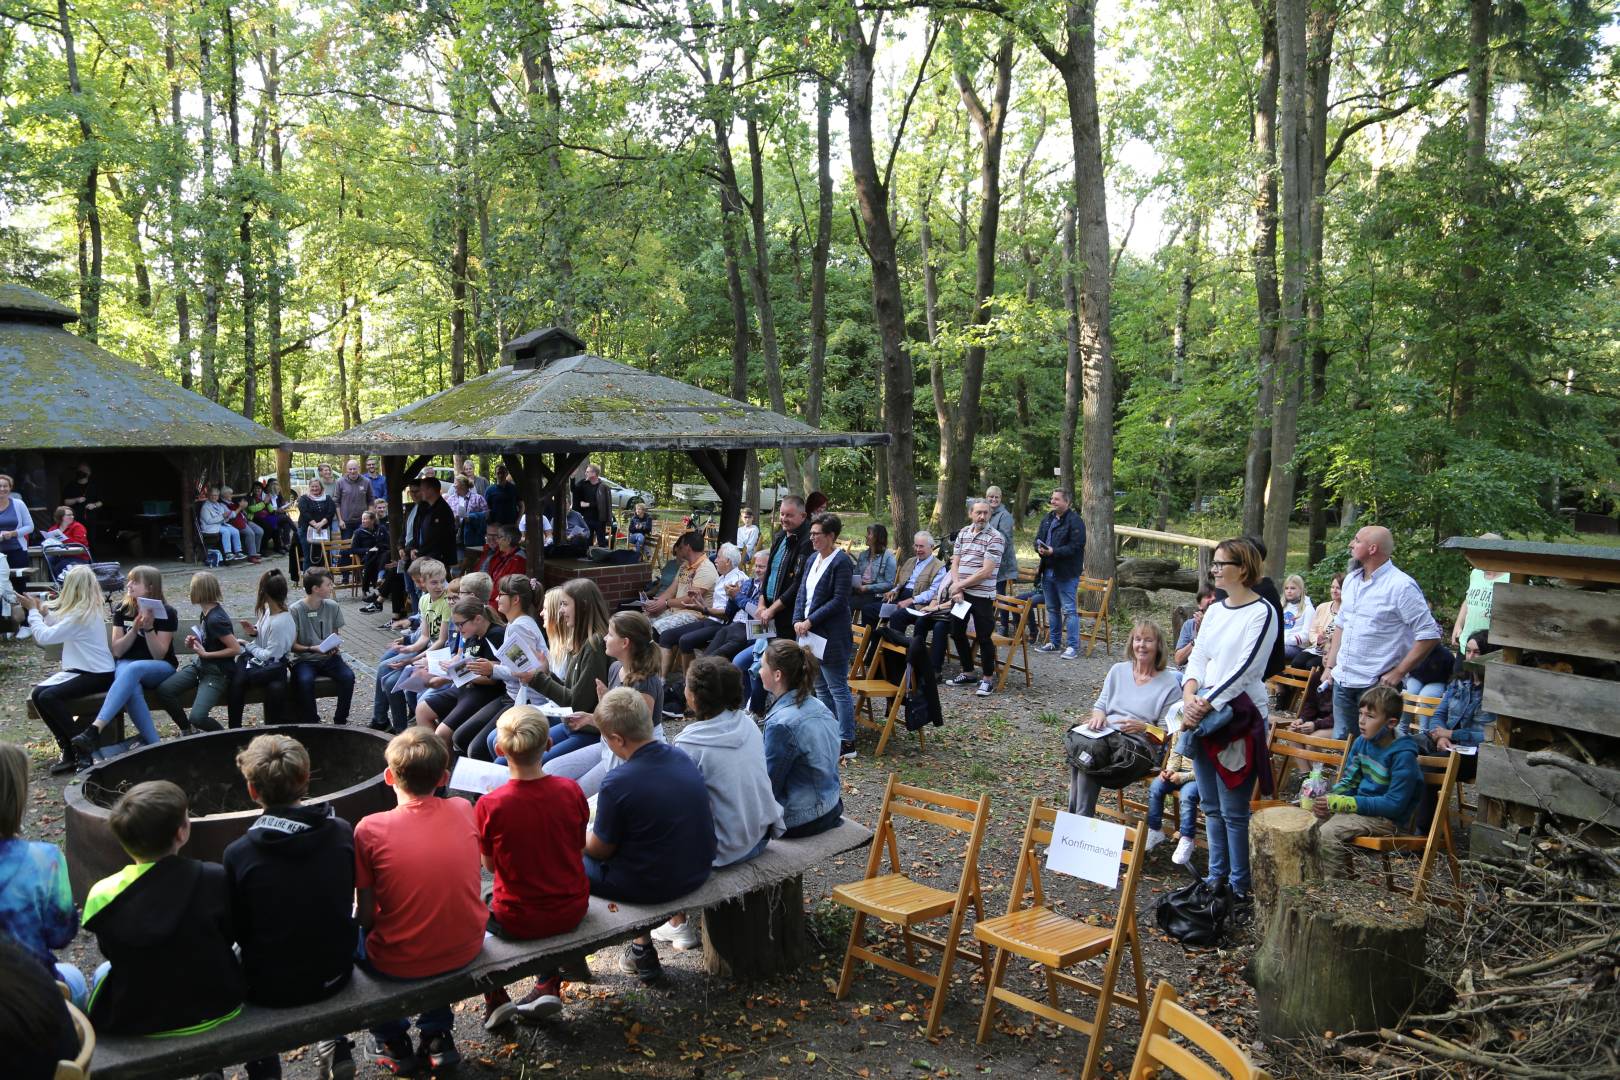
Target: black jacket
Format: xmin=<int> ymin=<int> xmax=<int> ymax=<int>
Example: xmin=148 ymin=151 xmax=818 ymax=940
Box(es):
xmin=763 ymin=519 xmax=812 ymax=636
xmin=222 ymin=802 xmax=356 ymax=1007
xmin=83 ymin=856 xmax=244 ymax=1036
xmin=415 ymin=496 xmax=458 ymax=566
xmin=1035 ymin=509 xmax=1086 ymax=578
xmin=573 ymin=477 xmax=612 ymax=524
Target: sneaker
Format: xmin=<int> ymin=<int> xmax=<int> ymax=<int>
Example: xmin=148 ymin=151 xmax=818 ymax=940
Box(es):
xmin=484 ymin=989 xmax=517 ymax=1031
xmin=1230 ymin=890 xmax=1254 ymax=927
xmin=947 ymin=672 xmax=979 ymax=687
xmin=619 ymin=941 xmax=663 ymax=985
xmin=975 ymin=679 xmax=993 ymax=697
xmin=514 ymin=976 xmax=564 ymax=1020
xmin=1172 ymin=837 xmax=1196 ymax=866
xmin=248 ymin=555 xmax=262 ymax=564
xmin=70 ymin=729 xmax=100 ymax=762
xmin=314 ymin=1038 xmax=355 ymax=1080
xmin=48 ymin=753 xmax=79 ymax=776
xmin=16 ymin=624 xmax=31 ymax=640
xmin=839 ymin=740 xmax=858 ymax=762
xmin=1035 ymin=642 xmax=1058 ymax=653
xmin=650 ymin=917 xmax=702 ymax=951
xmin=1060 ymin=647 xmax=1078 ymax=660
xmin=417 ymin=1032 xmax=461 ymax=1072
xmin=371 ymin=1035 xmax=418 ymax=1076
xmin=1145 ymin=828 xmax=1167 ymax=852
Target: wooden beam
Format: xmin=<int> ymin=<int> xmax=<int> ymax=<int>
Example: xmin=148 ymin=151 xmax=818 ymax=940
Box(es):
xmin=1482 ymin=663 xmax=1620 ymax=739
xmin=521 ymin=452 xmax=548 ymax=582
xmin=1487 ymin=583 xmax=1620 ymax=663
xmin=1475 ymin=744 xmax=1620 ymax=828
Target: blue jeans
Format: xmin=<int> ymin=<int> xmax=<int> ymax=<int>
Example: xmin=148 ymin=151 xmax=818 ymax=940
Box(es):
xmin=1147 ymin=776 xmax=1199 ymax=835
xmin=209 ymin=523 xmax=242 ymax=555
xmin=1332 ymin=681 xmax=1372 ymax=741
xmin=542 ymin=723 xmax=600 ymax=763
xmin=816 ymin=657 xmax=855 ymax=742
xmin=1190 ymin=745 xmax=1256 ymax=896
xmin=292 ymin=654 xmax=355 ymax=725
xmin=95 ymin=659 xmax=177 ymax=744
xmin=371 ymin=651 xmax=412 ymax=729
xmin=1042 ymin=571 xmax=1080 ymax=648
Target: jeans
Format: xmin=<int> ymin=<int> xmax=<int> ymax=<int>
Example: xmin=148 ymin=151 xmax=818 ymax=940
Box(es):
xmin=1331 ymin=681 xmax=1372 ymax=741
xmin=358 ymin=934 xmax=453 ymax=1046
xmin=94 ymin=659 xmax=177 ymax=744
xmin=1042 ymin=572 xmax=1080 ymax=648
xmin=1403 ymin=675 xmax=1445 ymax=702
xmin=1191 ymin=744 xmax=1257 ymax=896
xmin=371 ymin=660 xmax=413 ymax=731
xmin=544 ymin=723 xmax=600 ymax=763
xmin=291 ymin=654 xmax=355 ymax=725
xmin=155 ymin=661 xmax=230 ymax=731
xmin=1147 ymin=776 xmax=1200 ymax=835
xmin=241 ymin=521 xmax=264 ymax=557
xmin=209 ymin=524 xmax=242 ymax=555
xmin=816 ymin=656 xmax=855 ymax=742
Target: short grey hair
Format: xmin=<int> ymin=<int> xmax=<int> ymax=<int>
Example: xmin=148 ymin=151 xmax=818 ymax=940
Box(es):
xmin=969 ymin=499 xmax=990 ymax=513
xmin=718 ymin=542 xmax=742 ymax=566
xmin=986 ymin=486 xmax=1002 ymax=498
xmin=914 ymin=530 xmax=934 ymax=546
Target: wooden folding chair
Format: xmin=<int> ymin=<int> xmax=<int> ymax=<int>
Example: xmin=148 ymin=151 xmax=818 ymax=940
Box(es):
xmin=1350 ymin=752 xmax=1463 ymax=905
xmin=1250 ymin=727 xmax=1352 ymax=811
xmin=1077 ymin=576 xmax=1113 ymax=657
xmin=1017 ymin=565 xmax=1044 ymax=640
xmin=318 ymin=538 xmax=366 ymax=596
xmin=1127 ymin=981 xmax=1272 ymax=1080
xmin=55 ymin=996 xmax=95 ymax=1080
xmin=849 ymin=638 xmax=920 ymax=756
xmin=974 ymin=798 xmax=1150 ymax=1080
xmin=1400 ymin=690 xmax=1443 ymax=738
xmin=1266 ymin=664 xmax=1318 ymax=716
xmin=990 ymin=594 xmax=1033 ymax=692
xmin=832 ymin=776 xmax=991 ymax=1038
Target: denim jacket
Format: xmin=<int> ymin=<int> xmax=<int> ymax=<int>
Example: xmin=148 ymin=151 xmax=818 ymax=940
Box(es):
xmin=763 ymin=691 xmax=843 ymax=829
xmin=1425 ymin=677 xmax=1492 ymax=747
xmin=853 ymin=549 xmax=897 ymax=596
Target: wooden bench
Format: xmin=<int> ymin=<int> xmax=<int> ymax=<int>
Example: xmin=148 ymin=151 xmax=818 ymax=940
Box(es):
xmin=90 ymin=817 xmax=873 ymax=1080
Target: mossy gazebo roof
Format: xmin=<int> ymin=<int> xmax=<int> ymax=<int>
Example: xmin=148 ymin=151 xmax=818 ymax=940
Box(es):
xmin=0 ymin=284 xmax=282 ymax=451
xmin=293 ymin=327 xmax=887 ymax=457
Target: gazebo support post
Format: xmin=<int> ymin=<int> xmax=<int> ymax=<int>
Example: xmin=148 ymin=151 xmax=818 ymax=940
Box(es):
xmin=688 ymin=448 xmax=747 ymax=543
xmin=383 ymin=455 xmax=405 ymax=592
xmin=518 ymin=452 xmax=550 ymax=582
xmin=551 ymin=452 xmax=587 ymax=545
xmin=171 ymin=451 xmax=196 ymax=564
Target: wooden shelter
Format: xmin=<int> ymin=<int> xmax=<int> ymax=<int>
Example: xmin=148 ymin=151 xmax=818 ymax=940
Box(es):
xmin=0 ymin=284 xmax=283 ymax=562
xmin=290 ymin=327 xmax=888 ymax=576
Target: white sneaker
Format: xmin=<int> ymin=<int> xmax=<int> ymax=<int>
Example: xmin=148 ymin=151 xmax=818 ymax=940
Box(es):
xmin=1060 ymin=646 xmax=1077 ymax=660
xmin=1172 ymin=837 xmax=1196 ymax=866
xmin=1035 ymin=642 xmax=1058 ymax=653
xmin=1145 ymin=828 xmax=1167 ymax=852
xmin=16 ymin=624 xmax=31 ymax=640
xmin=975 ymin=679 xmax=994 ymax=697
xmin=650 ymin=917 xmax=702 ymax=951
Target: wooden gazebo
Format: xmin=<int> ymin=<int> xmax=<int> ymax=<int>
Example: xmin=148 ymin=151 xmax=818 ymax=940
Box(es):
xmin=290 ymin=327 xmax=887 ymax=576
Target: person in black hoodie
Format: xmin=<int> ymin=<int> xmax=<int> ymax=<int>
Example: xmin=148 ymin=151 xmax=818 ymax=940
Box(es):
xmin=82 ymin=780 xmax=244 ymax=1038
xmin=223 ymin=733 xmax=357 ymax=1080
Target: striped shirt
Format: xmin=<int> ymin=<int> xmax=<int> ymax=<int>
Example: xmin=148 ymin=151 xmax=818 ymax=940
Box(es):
xmin=952 ymin=524 xmax=1005 ymax=598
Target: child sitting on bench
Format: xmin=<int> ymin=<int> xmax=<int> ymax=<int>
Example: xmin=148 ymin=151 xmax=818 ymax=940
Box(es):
xmin=83 ymin=781 xmax=244 ymax=1036
xmin=0 ymin=745 xmax=82 ymax=1002
xmin=1309 ymin=685 xmax=1422 ymax=877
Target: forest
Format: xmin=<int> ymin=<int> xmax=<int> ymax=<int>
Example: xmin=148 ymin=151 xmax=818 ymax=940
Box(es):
xmin=2 ymin=0 xmax=1617 ymax=597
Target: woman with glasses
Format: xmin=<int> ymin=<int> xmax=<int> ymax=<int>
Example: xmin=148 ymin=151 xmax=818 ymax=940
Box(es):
xmin=791 ymin=513 xmax=856 ymax=759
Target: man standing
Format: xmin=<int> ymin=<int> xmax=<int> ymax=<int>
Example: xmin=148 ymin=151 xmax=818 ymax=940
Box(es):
xmin=485 ymin=464 xmax=519 ymax=526
xmin=985 ymin=486 xmax=1019 ymax=630
xmin=413 ymin=475 xmax=458 ymax=569
xmin=1322 ymin=525 xmax=1440 ymax=741
xmin=756 ymin=495 xmax=811 ymax=642
xmin=573 ymin=464 xmax=613 ymax=547
xmin=335 ymin=460 xmax=371 ymax=541
xmin=365 ymin=460 xmax=388 ymax=502
xmin=942 ymin=500 xmax=1004 ymax=697
xmin=1033 ymin=489 xmax=1086 ymax=658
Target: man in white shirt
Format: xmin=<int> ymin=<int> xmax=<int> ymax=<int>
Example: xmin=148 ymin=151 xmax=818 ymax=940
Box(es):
xmin=1321 ymin=525 xmax=1439 ymax=740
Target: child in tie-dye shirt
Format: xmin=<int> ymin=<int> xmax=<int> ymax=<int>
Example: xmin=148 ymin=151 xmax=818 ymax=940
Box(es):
xmin=0 ymin=745 xmax=82 ymax=1002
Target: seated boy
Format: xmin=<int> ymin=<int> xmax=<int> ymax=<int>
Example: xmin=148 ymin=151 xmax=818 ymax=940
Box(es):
xmin=290 ymin=568 xmax=356 ymax=726
xmin=223 ymin=734 xmax=357 ymax=1080
xmin=586 ymin=687 xmax=716 ymax=985
xmin=478 ymin=706 xmax=590 ymax=1030
xmin=356 ymin=728 xmax=486 ymax=1075
xmin=1144 ymin=741 xmax=1200 ymax=867
xmin=1310 ymin=685 xmax=1422 ymax=877
xmin=82 ymin=780 xmax=244 ymax=1036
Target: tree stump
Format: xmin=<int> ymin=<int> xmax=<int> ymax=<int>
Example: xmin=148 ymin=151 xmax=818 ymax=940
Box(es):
xmin=1250 ymin=805 xmax=1320 ymax=918
xmin=700 ymin=876 xmax=806 ymax=981
xmin=1249 ymin=880 xmax=1430 ymax=1039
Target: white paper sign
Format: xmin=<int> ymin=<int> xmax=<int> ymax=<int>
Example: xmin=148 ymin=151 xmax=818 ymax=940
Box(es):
xmin=951 ymin=600 xmax=971 ymax=619
xmin=538 ymin=700 xmax=573 ymax=721
xmin=448 ymin=756 xmax=509 ymax=796
xmin=137 ymin=597 xmax=167 ymax=621
xmin=878 ymin=602 xmax=899 ymax=619
xmin=425 ymin=648 xmax=454 ymax=676
xmin=190 ymin=624 xmax=206 ymax=645
xmin=500 ymin=639 xmax=541 ymax=672
xmin=396 ymin=665 xmax=432 ymax=693
xmin=316 ymin=632 xmax=342 ymax=654
xmin=306 ymin=527 xmax=330 ymax=543
xmin=799 ymin=632 xmax=828 ymax=659
xmin=1452 ymin=745 xmax=1479 ymax=756
xmin=1045 ymin=812 xmax=1126 ymax=888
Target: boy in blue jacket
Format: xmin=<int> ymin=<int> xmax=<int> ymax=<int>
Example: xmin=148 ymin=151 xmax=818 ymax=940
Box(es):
xmin=1310 ymin=685 xmax=1421 ymax=877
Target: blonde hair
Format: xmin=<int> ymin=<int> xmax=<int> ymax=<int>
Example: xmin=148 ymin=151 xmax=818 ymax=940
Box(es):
xmin=385 ymin=727 xmax=449 ymax=795
xmin=1130 ymin=618 xmax=1171 ymax=673
xmin=495 ymin=706 xmax=550 ymax=763
xmin=415 ymin=558 xmax=447 ymax=585
xmin=189 ymin=571 xmax=224 ymax=606
xmin=121 ymin=565 xmax=166 ymax=619
xmin=459 ymin=572 xmax=493 ymax=602
xmin=546 ymin=579 xmax=609 ymax=664
xmin=1283 ymin=574 xmax=1309 ymax=615
xmin=236 ymin=733 xmax=311 ymax=806
xmin=596 ymin=685 xmax=653 ymax=742
xmin=45 ymin=564 xmax=106 ymax=625
xmin=0 ymin=743 xmax=27 ymax=838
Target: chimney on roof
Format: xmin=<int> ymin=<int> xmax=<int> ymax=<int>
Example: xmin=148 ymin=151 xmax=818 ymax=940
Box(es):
xmin=501 ymin=327 xmax=586 ymax=371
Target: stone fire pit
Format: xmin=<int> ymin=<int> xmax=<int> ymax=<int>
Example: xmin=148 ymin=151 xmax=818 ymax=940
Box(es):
xmin=64 ymin=726 xmax=393 ymax=902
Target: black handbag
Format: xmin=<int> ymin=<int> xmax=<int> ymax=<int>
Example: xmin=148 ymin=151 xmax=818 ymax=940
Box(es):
xmin=1063 ymin=726 xmax=1160 ymax=789
xmin=1154 ymin=874 xmax=1233 ymax=947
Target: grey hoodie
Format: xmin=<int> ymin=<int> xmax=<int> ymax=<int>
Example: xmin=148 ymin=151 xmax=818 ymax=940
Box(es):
xmin=674 ymin=708 xmax=785 ymax=866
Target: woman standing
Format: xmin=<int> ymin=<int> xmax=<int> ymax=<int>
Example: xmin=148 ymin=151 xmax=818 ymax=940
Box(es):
xmin=1068 ymin=619 xmax=1182 ymax=818
xmin=227 ymin=569 xmax=295 ymax=727
xmin=759 ymin=639 xmax=844 ymax=838
xmin=792 ymin=513 xmax=856 ymax=759
xmin=0 ymin=473 xmax=37 ymax=604
xmin=70 ymin=567 xmax=180 ymax=754
xmin=530 ymin=579 xmax=611 ymax=751
xmin=295 ymin=478 xmax=336 ymax=570
xmin=19 ymin=566 xmax=114 ymax=774
xmin=1179 ymin=537 xmax=1279 ymax=917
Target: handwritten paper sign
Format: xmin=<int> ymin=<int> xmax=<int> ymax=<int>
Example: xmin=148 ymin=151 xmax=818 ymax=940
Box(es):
xmin=1045 ymin=811 xmax=1126 ymax=889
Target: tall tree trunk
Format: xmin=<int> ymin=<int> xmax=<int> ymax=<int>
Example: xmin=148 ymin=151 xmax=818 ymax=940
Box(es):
xmin=106 ymin=176 xmax=152 ymax=312
xmin=199 ymin=23 xmax=222 ymax=402
xmin=844 ymin=12 xmax=918 ymax=545
xmin=803 ymin=78 xmax=833 ymax=492
xmin=449 ymin=78 xmax=472 ymax=387
xmin=520 ymin=13 xmax=574 ymax=328
xmin=260 ymin=35 xmax=285 ymax=432
xmin=721 ymin=199 xmax=751 ymax=403
xmin=1304 ymin=5 xmax=1335 ymax=567
xmin=1263 ymin=0 xmax=1313 ymax=577
xmin=57 ymin=0 xmax=100 ymax=341
xmin=921 ymin=184 xmax=946 ymax=527
xmin=335 ymin=312 xmax=352 ymax=429
xmin=165 ymin=16 xmax=194 ymax=389
xmin=932 ymin=37 xmax=1013 ymax=540
xmin=1455 ymin=0 xmax=1490 ymax=426
xmin=224 ymin=1 xmax=257 ymax=422
xmin=1243 ymin=0 xmax=1281 ymax=539
xmin=351 ymin=306 xmax=365 ymax=425
xmin=1157 ymin=216 xmax=1201 ymax=531
xmin=1059 ymin=204 xmax=1081 ymax=495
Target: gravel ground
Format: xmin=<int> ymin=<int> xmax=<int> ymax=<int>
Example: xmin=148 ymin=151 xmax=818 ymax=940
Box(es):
xmin=3 ymin=570 xmax=1288 ymax=1079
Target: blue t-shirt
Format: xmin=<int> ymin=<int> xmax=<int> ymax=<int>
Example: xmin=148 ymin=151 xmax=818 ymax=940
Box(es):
xmin=593 ymin=741 xmax=716 ymax=902
xmin=1176 ymin=618 xmax=1197 ymax=651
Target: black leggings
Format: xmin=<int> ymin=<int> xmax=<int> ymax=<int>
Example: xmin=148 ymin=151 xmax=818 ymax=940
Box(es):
xmin=31 ymin=671 xmax=116 ymax=754
xmin=440 ymin=685 xmax=509 ymax=755
xmin=228 ymin=656 xmax=288 ymax=728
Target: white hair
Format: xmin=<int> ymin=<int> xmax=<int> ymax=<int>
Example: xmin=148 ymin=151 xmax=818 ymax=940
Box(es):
xmin=718 ymin=542 xmax=742 ymax=566
xmin=914 ymin=530 xmax=934 ymax=545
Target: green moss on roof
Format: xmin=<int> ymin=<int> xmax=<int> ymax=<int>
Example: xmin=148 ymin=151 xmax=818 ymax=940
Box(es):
xmin=0 ymin=284 xmax=77 ymax=323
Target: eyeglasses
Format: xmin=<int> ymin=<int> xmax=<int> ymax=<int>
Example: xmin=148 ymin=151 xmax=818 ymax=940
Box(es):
xmin=1210 ymin=559 xmax=1240 ymax=568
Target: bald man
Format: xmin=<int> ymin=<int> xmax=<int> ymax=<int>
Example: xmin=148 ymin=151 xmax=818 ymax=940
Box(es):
xmin=1321 ymin=525 xmax=1440 ymax=740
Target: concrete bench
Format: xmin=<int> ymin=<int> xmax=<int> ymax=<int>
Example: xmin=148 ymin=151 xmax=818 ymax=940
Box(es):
xmin=90 ymin=817 xmax=872 ymax=1080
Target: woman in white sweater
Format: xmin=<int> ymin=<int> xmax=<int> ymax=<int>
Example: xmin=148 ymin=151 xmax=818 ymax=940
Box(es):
xmin=1179 ymin=537 xmax=1279 ymax=910
xmin=20 ymin=566 xmax=115 ymax=774
xmin=227 ymin=569 xmax=295 ymax=727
